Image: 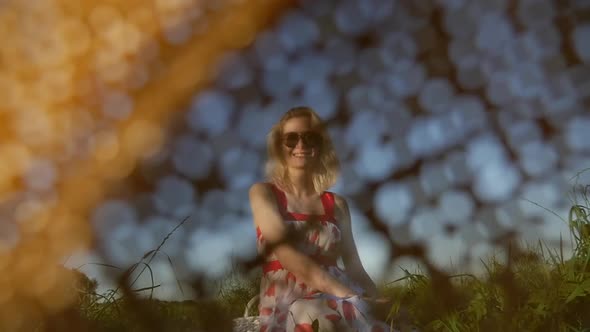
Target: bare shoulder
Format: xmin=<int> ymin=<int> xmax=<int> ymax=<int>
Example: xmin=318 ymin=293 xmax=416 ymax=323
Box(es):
xmin=249 ymin=182 xmax=284 ymax=239
xmin=249 ymin=182 xmax=273 ymax=200
xmin=249 ymin=182 xmax=279 ymax=210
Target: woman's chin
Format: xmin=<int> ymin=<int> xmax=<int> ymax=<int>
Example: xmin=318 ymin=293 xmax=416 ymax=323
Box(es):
xmin=288 ymin=161 xmax=315 ymax=170
xmin=289 ymin=163 xmax=307 ymax=170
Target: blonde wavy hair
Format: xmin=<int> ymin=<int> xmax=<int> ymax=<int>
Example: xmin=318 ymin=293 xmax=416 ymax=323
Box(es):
xmin=265 ymin=106 xmax=340 ymax=194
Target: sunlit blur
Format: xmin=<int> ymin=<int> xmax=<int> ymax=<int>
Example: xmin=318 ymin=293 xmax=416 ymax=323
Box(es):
xmin=0 ymin=0 xmax=294 ymax=329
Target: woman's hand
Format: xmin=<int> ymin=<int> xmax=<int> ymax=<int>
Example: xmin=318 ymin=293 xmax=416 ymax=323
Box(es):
xmin=331 ymin=287 xmax=359 ymax=299
xmin=340 ymin=295 xmax=392 ymax=317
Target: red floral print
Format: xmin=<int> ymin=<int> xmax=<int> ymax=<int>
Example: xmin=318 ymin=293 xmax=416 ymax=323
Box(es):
xmin=342 ymin=300 xmax=357 ymax=324
xmin=327 ymin=299 xmax=338 ymax=311
xmin=294 ymin=323 xmax=314 ymax=332
xmin=325 ymin=314 xmax=341 ymax=322
xmin=265 ymin=282 xmax=276 ymax=297
xmin=260 ymin=307 xmax=274 ymax=316
xmin=256 ymin=187 xmax=390 ymax=332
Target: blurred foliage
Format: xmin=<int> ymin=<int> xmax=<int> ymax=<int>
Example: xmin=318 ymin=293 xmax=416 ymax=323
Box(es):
xmin=378 ymin=178 xmax=590 ymax=332
xmin=28 ymin=174 xmax=590 ymax=332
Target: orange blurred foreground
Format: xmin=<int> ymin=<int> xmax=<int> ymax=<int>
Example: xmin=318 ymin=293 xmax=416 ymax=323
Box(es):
xmin=0 ymin=0 xmax=295 ymax=330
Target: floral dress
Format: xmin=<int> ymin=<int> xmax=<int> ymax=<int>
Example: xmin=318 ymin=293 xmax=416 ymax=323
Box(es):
xmin=255 ymin=183 xmax=390 ymax=332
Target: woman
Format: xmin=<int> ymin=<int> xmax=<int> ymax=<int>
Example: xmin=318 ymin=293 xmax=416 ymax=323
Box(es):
xmin=249 ymin=106 xmax=390 ymax=332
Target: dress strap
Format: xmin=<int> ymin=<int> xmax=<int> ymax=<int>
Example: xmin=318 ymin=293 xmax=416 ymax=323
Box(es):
xmin=321 ymin=191 xmax=336 ymax=221
xmin=267 ymin=183 xmax=336 ymax=221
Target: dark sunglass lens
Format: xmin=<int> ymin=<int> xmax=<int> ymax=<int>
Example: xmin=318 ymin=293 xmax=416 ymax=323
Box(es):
xmin=283 ymin=133 xmax=299 ymax=148
xmin=303 ymin=133 xmax=322 ymax=147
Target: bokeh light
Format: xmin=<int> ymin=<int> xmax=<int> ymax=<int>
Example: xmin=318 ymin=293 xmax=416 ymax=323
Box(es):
xmin=1 ymin=0 xmax=589 ymax=330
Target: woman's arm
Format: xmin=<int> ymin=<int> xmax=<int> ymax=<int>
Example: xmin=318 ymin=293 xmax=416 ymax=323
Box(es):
xmin=249 ymin=183 xmax=358 ymax=298
xmin=334 ymin=194 xmax=379 ymax=297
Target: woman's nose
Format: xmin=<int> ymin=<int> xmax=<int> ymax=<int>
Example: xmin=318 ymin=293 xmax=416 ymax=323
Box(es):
xmin=295 ymin=138 xmax=305 ymax=148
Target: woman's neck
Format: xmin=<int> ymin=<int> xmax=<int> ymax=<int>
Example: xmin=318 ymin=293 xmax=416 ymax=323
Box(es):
xmin=286 ymin=168 xmax=316 ymax=198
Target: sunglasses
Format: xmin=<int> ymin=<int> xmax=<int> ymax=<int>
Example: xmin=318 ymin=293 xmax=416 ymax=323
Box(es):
xmin=282 ymin=131 xmax=322 ymax=149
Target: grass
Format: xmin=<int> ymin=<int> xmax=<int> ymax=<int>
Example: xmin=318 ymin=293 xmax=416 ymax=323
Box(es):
xmin=35 ymin=170 xmax=590 ymax=332
xmin=375 ymin=170 xmax=590 ymax=332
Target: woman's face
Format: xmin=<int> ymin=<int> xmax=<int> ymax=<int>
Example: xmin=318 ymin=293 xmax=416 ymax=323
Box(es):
xmin=280 ymin=116 xmax=322 ymax=170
